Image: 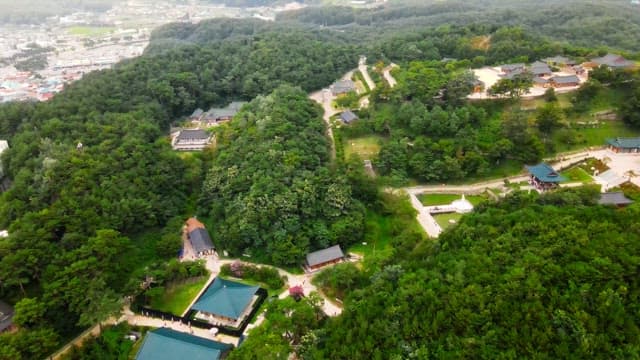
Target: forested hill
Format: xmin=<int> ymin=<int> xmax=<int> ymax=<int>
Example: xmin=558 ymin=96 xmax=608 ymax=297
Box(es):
xmin=278 ymin=0 xmax=640 ymax=53
xmin=0 ymin=20 xmax=357 ymax=359
xmin=305 ymin=188 xmax=640 ymax=359
xmin=198 ymin=86 xmax=364 ymax=265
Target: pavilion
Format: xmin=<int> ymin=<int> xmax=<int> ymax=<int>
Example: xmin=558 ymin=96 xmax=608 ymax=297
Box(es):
xmin=606 ymin=137 xmax=640 ymax=154
xmin=191 ymin=278 xmax=260 ymax=328
xmin=135 ymin=327 xmax=232 ymax=360
xmin=526 ymin=163 xmax=567 ymax=192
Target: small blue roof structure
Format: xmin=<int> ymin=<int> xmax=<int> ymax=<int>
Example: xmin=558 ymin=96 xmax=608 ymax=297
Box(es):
xmin=191 ymin=278 xmax=259 ymax=320
xmin=135 ymin=328 xmax=232 ymax=360
xmin=340 ymin=110 xmax=358 ymax=124
xmin=607 ymin=137 xmax=640 ymax=149
xmin=188 ymin=228 xmax=214 ymax=254
xmin=526 ymin=163 xmax=566 ymax=183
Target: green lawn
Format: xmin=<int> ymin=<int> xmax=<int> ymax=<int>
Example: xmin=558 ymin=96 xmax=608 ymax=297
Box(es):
xmin=521 ymin=93 xmax=573 ymax=110
xmin=344 ymin=135 xmax=383 ymax=160
xmin=418 ymin=193 xmax=486 ymax=206
xmin=553 ymin=121 xmax=640 ymax=152
xmin=348 ymin=210 xmax=393 ymax=258
xmin=560 ymin=167 xmax=594 ymax=183
xmin=433 ymin=213 xmax=463 ymax=230
xmin=67 ymin=26 xmax=115 ymax=36
xmin=149 ymin=278 xmax=208 ymax=315
xmin=220 ymin=276 xmax=284 ymax=297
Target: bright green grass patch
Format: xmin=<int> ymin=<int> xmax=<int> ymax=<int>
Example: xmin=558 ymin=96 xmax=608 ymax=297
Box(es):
xmin=149 ymin=278 xmax=208 ymax=315
xmin=343 ymin=135 xmax=383 ymax=159
xmin=433 ymin=212 xmax=463 ymax=230
xmin=560 ymin=167 xmax=593 ymax=183
xmin=348 ymin=209 xmax=394 ymax=258
xmin=521 ymin=93 xmax=573 ymax=110
xmin=418 ymin=193 xmax=486 ymax=206
xmin=553 ymin=121 xmax=640 ymax=152
xmin=67 ymin=26 xmax=115 ymax=36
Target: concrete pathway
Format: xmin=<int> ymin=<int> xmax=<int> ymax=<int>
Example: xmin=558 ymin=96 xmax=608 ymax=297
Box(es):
xmin=358 ymin=56 xmax=376 ymax=91
xmin=383 ymin=63 xmax=398 ymax=88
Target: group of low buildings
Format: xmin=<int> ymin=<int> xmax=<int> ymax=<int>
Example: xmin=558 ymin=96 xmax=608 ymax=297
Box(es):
xmin=525 ymin=137 xmax=639 ymax=208
xmin=474 ymin=53 xmax=635 ymax=95
xmin=171 ymin=102 xmax=246 ymax=151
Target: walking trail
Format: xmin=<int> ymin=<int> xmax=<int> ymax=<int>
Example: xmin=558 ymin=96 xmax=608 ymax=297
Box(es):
xmin=405 ymin=149 xmax=605 ymax=237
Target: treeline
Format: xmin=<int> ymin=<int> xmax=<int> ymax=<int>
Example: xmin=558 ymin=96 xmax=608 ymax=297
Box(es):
xmin=0 ymin=19 xmax=358 ymax=359
xmin=304 ymin=188 xmax=640 ymax=358
xmin=278 ymin=0 xmax=640 ymax=53
xmin=0 ymin=0 xmax=118 ymax=24
xmin=198 ymin=86 xmax=365 ymax=266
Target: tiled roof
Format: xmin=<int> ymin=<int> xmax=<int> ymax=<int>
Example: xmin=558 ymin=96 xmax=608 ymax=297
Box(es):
xmin=526 ymin=163 xmax=567 ymax=183
xmin=598 ymin=192 xmax=634 ymax=206
xmin=191 ymin=278 xmax=259 ymax=320
xmin=176 ymin=129 xmax=210 ymax=141
xmin=135 ymin=328 xmax=232 ymax=360
xmin=607 ymin=137 xmax=640 ymax=149
xmin=306 ymin=245 xmax=345 ymax=267
xmin=188 ymin=228 xmax=214 ymax=254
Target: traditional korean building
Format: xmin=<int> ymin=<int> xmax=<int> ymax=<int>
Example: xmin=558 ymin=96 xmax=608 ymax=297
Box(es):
xmin=135 ymin=328 xmax=232 ymax=360
xmin=191 ymin=278 xmax=260 ymax=327
xmin=606 ymin=137 xmax=640 ymax=154
xmin=526 ymin=163 xmax=567 ymax=192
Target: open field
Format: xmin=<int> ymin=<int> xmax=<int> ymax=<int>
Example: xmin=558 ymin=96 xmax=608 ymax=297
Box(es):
xmin=344 ymin=135 xmax=383 ymax=159
xmin=348 ymin=210 xmax=394 ymax=258
xmin=149 ymin=278 xmax=208 ymax=315
xmin=553 ymin=121 xmax=640 ymax=152
xmin=67 ymin=26 xmax=115 ymax=36
xmin=433 ymin=213 xmax=463 ymax=230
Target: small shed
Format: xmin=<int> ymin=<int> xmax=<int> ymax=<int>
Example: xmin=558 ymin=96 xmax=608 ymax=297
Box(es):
xmin=549 ymin=75 xmax=580 ymax=88
xmin=339 ymin=110 xmax=358 ymax=124
xmin=306 ymin=245 xmax=345 ymax=271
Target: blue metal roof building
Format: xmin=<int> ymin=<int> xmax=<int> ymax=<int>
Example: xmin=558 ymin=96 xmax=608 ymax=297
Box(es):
xmin=191 ymin=278 xmax=259 ymax=321
xmin=135 ymin=328 xmax=232 ymax=360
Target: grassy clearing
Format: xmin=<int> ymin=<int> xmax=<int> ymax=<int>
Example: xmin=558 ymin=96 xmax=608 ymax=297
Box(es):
xmin=553 ymin=121 xmax=640 ymax=152
xmin=149 ymin=278 xmax=208 ymax=315
xmin=521 ymin=93 xmax=573 ymax=110
xmin=418 ymin=193 xmax=486 ymax=206
xmin=67 ymin=26 xmax=115 ymax=36
xmin=433 ymin=213 xmax=463 ymax=230
xmin=344 ymin=135 xmax=383 ymax=159
xmin=560 ymin=167 xmax=594 ymax=183
xmin=348 ymin=210 xmax=394 ymax=258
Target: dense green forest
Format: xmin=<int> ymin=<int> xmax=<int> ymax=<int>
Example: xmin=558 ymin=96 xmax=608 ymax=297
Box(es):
xmin=198 ymin=86 xmax=364 ymax=265
xmin=303 ymin=188 xmax=640 ymax=358
xmin=1 ymin=1 xmax=640 ymax=358
xmin=0 ymin=20 xmax=356 ymax=359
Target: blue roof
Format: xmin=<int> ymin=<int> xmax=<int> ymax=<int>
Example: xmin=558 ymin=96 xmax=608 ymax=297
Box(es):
xmin=607 ymin=137 xmax=640 ymax=149
xmin=191 ymin=278 xmax=259 ymax=320
xmin=188 ymin=228 xmax=214 ymax=254
xmin=526 ymin=163 xmax=567 ymax=183
xmin=135 ymin=328 xmax=232 ymax=360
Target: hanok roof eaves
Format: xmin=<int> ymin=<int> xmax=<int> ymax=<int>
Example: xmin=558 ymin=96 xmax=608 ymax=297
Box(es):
xmin=606 ymin=137 xmax=640 ymax=148
xmin=598 ymin=192 xmax=634 ymax=206
xmin=191 ymin=278 xmax=259 ymax=320
xmin=188 ymin=228 xmax=214 ymax=254
xmin=176 ymin=129 xmax=210 ymax=141
xmin=306 ymin=245 xmax=345 ymax=267
xmin=551 ymin=75 xmax=580 ymax=84
xmin=0 ymin=300 xmax=14 ymax=332
xmin=135 ymin=328 xmax=232 ymax=360
xmin=526 ymin=163 xmax=567 ymax=183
